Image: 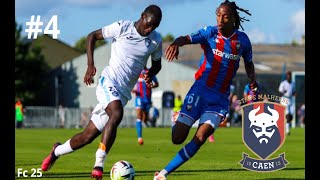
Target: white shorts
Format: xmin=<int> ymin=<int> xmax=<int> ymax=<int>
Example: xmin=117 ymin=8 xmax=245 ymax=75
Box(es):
xmin=91 ymin=76 xmax=129 ymax=132
xmin=280 ymin=96 xmax=294 ymax=115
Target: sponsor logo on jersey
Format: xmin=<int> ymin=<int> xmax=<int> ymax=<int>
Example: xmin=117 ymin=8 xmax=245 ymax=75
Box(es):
xmin=212 ymin=48 xmax=240 ymax=60
xmin=236 ymin=43 xmax=241 ymax=50
xmin=112 ymin=91 xmax=119 ymax=97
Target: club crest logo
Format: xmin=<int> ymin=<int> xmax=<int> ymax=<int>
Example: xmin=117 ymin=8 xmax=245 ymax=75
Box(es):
xmin=236 ymin=43 xmax=240 ymax=50
xmin=239 ymin=101 xmax=289 ymax=172
xmin=145 ymin=38 xmax=151 ymax=47
xmin=186 ymin=104 xmax=192 ymax=111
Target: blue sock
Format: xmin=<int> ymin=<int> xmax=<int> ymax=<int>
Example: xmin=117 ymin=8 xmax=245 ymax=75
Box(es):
xmin=136 ymin=119 xmax=142 ymax=138
xmin=164 ymin=139 xmax=200 ymax=174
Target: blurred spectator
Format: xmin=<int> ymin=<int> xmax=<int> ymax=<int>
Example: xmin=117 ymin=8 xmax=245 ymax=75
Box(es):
xmin=297 ymin=104 xmax=305 ymax=128
xmin=15 ymin=98 xmax=24 ymax=128
xmin=229 ymin=95 xmax=242 ymax=127
xmin=58 ymin=104 xmax=66 ymax=128
xmin=172 ymin=95 xmax=183 ymax=125
xmin=79 ymin=106 xmax=94 ymax=128
xmin=79 ymin=111 xmax=88 ymax=128
xmin=173 ymin=95 xmax=183 ymax=113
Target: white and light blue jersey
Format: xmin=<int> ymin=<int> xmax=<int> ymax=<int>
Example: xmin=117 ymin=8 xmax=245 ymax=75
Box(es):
xmin=101 ymin=20 xmax=162 ymax=100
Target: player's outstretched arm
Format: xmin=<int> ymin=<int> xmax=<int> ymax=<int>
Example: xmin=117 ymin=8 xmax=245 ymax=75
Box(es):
xmin=165 ymin=36 xmax=191 ymax=61
xmin=144 ymin=60 xmax=161 ymax=86
xmin=84 ymin=29 xmax=104 ymax=86
xmin=244 ymin=61 xmax=257 ymax=91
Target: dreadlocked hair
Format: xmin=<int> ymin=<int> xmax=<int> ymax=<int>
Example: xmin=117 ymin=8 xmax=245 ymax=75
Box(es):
xmin=144 ymin=5 xmax=162 ymax=27
xmin=219 ymin=0 xmax=251 ymax=30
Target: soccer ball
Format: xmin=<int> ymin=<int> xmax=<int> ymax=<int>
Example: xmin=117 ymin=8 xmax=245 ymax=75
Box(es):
xmin=110 ymin=160 xmax=135 ymax=180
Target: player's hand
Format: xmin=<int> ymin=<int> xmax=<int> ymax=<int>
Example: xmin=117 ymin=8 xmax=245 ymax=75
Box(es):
xmin=147 ymin=83 xmax=154 ymax=88
xmin=143 ymin=73 xmax=152 ymax=86
xmin=249 ymin=81 xmax=258 ymax=92
xmin=165 ymin=44 xmax=179 ymax=62
xmin=84 ymin=65 xmax=96 ymax=86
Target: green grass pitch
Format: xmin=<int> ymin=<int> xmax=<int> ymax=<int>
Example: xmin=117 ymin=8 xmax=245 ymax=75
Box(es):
xmin=15 ymin=127 xmax=305 ymax=179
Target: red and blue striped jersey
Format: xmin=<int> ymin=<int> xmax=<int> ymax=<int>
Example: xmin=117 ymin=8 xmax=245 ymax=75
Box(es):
xmin=134 ymin=68 xmax=158 ymax=100
xmin=190 ymin=26 xmax=252 ymax=95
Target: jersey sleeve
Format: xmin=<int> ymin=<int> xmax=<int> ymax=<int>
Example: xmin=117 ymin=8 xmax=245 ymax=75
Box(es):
xmin=189 ymin=26 xmax=217 ymax=44
xmin=101 ymin=20 xmax=124 ymax=39
xmin=151 ymin=37 xmax=162 ymax=61
xmin=241 ymin=33 xmax=253 ymax=63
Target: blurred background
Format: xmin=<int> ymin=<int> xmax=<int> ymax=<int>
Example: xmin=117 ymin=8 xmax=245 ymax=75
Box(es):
xmin=15 ymin=0 xmax=305 ymax=129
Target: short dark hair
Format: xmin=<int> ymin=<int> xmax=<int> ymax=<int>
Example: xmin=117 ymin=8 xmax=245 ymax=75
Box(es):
xmin=143 ymin=4 xmax=162 ymax=27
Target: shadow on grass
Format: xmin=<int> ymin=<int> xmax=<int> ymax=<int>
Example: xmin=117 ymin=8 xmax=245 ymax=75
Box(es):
xmin=15 ymin=167 xmax=305 ymax=179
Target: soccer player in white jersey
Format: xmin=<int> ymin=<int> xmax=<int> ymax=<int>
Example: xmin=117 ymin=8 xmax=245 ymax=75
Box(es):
xmin=279 ymin=71 xmax=296 ymax=135
xmin=41 ymin=5 xmax=163 ymax=180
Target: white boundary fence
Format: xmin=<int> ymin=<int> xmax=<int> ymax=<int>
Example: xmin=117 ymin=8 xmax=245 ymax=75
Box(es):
xmin=23 ymin=106 xmax=174 ymax=129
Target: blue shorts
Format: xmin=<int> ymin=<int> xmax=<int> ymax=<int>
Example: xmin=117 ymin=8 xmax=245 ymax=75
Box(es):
xmin=177 ymin=82 xmax=229 ymax=128
xmin=135 ymin=97 xmax=151 ymax=112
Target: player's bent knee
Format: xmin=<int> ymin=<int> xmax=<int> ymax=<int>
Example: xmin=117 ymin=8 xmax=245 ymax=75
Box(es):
xmin=171 ymin=122 xmax=191 ymax=144
xmin=171 ymin=134 xmax=187 ymax=144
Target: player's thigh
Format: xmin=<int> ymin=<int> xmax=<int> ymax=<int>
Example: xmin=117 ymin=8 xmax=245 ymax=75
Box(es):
xmin=177 ymin=85 xmax=207 ymax=126
xmin=93 ymin=77 xmax=128 ymax=132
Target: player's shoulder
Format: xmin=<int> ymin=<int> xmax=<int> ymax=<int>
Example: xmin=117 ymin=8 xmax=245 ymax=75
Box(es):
xmin=115 ymin=20 xmax=133 ymax=28
xmin=149 ymin=30 xmax=162 ymax=43
xmin=200 ymin=25 xmax=218 ymax=33
xmin=205 ymin=26 xmax=219 ymax=37
xmin=235 ymin=29 xmax=250 ymax=40
xmin=112 ymin=20 xmax=134 ymax=35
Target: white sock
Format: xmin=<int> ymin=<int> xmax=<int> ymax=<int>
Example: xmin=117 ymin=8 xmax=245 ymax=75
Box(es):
xmin=286 ymin=123 xmax=290 ymax=133
xmin=159 ymin=169 xmax=168 ymax=177
xmin=94 ymin=149 xmax=107 ymax=168
xmin=54 ymin=139 xmax=73 ymax=156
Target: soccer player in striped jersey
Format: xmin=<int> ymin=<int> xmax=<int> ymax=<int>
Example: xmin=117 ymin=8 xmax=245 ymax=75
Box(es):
xmin=40 ymin=5 xmax=163 ymax=180
xmin=132 ymin=66 xmax=159 ymax=145
xmin=154 ymin=1 xmax=257 ymax=179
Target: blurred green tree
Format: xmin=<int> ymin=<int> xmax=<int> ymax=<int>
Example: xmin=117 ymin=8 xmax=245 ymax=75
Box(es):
xmin=162 ymin=33 xmax=175 ymax=42
xmin=74 ymin=36 xmax=107 ymax=53
xmin=15 ymin=21 xmax=50 ymax=105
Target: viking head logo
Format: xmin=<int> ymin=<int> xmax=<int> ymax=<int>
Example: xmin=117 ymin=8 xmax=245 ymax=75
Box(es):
xmin=242 ymin=102 xmax=286 ymax=159
xmin=248 ymin=106 xmax=279 ymax=144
